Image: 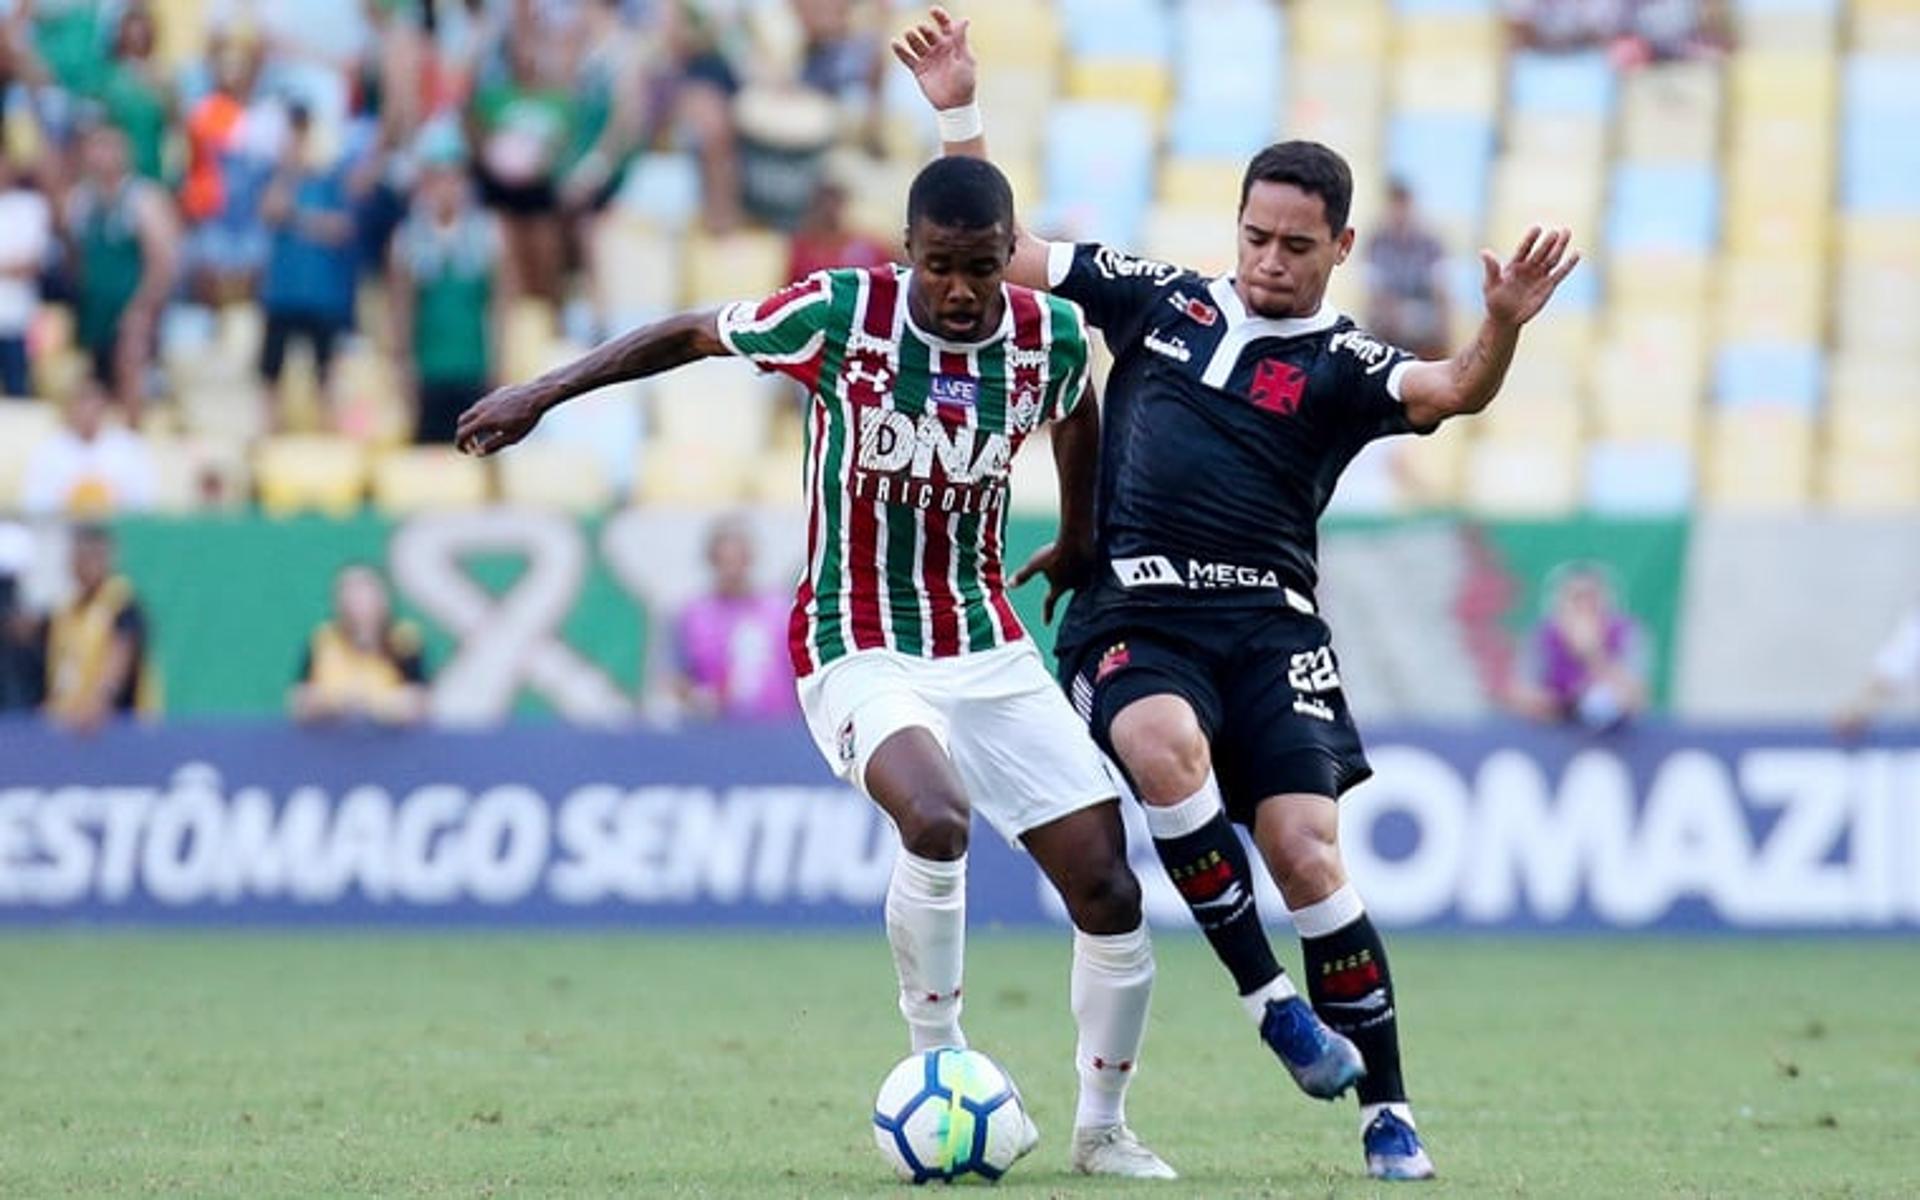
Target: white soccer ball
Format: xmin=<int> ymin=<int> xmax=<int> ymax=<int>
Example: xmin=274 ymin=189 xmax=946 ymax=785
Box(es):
xmin=871 ymin=1047 xmax=1029 ymax=1184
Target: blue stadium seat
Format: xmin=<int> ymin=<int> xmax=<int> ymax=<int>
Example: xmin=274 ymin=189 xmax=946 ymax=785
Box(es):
xmin=1606 ymin=164 xmax=1720 ymax=254
xmin=1842 ymin=56 xmax=1920 ymax=212
xmin=1045 ymin=103 xmax=1155 ymax=246
xmin=1508 ymin=51 xmax=1617 ymax=118
xmin=1584 ymin=441 xmax=1695 ymax=515
xmin=1714 ymin=343 xmax=1826 ymax=410
xmin=1170 ymin=0 xmax=1284 ymax=160
xmin=1388 ymin=113 xmax=1496 ymax=224
xmin=1061 ymin=0 xmax=1171 ymax=61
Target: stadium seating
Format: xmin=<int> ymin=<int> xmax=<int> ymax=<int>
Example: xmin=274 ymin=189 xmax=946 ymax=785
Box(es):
xmin=0 ymin=401 xmax=60 ymax=513
xmin=371 ymin=447 xmax=491 ymax=515
xmin=497 ymin=442 xmax=615 ymax=514
xmin=254 ymin=435 xmax=370 ymax=518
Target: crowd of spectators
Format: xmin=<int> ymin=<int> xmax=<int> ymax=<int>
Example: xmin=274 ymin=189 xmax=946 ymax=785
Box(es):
xmin=1503 ymin=0 xmax=1730 ymax=63
xmin=0 ymin=0 xmax=896 ymax=496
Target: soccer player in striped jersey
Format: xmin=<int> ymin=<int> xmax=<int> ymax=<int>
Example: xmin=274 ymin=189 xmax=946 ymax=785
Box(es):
xmin=456 ymin=156 xmax=1177 ymax=1179
xmin=898 ymin=7 xmax=1582 ymax=1183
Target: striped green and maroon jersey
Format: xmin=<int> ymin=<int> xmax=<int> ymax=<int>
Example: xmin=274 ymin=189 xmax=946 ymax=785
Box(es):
xmin=716 ymin=265 xmax=1091 ymax=677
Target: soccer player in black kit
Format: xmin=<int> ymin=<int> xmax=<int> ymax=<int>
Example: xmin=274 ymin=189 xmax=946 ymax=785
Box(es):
xmin=898 ymin=8 xmax=1581 ymax=1182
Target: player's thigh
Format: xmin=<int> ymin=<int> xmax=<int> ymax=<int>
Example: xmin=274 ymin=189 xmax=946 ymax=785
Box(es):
xmin=1213 ymin=612 xmax=1373 ymax=827
xmin=798 ymin=651 xmax=956 ymax=799
xmin=943 ymin=644 xmax=1119 ymax=846
xmin=1059 ymin=627 xmax=1225 ymax=799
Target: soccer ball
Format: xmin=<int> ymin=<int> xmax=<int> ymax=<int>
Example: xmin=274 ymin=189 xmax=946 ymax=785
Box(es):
xmin=871 ymin=1047 xmax=1029 ymax=1183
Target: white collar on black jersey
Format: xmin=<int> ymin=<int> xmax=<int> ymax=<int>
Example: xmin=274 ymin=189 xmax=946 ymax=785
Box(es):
xmin=899 ymin=273 xmax=1017 ymax=352
xmin=1209 ymin=275 xmax=1342 ymax=338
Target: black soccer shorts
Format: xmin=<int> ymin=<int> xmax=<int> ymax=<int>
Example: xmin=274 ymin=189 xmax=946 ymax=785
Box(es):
xmin=1058 ymin=606 xmax=1374 ymax=824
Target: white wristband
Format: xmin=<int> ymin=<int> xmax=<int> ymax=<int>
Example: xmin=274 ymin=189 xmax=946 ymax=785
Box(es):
xmin=935 ymin=102 xmax=984 ymax=143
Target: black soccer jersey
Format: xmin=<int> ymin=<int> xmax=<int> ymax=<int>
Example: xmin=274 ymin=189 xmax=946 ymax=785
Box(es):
xmin=1048 ymin=241 xmax=1432 ymax=633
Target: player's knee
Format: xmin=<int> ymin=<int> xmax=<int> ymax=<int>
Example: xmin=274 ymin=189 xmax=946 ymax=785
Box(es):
xmin=1063 ymin=860 xmax=1143 ymax=935
xmin=895 ymin=789 xmax=971 ymax=860
xmin=1267 ymin=820 xmax=1345 ymax=901
xmin=1110 ymin=701 xmax=1210 ymax=803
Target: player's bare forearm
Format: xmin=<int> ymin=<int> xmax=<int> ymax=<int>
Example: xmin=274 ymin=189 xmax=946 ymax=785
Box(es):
xmin=527 ymin=311 xmax=726 ymax=413
xmin=1051 ymin=389 xmax=1100 ymax=555
xmin=1444 ymin=316 xmax=1521 ymax=416
xmin=458 ymin=310 xmax=728 ymax=455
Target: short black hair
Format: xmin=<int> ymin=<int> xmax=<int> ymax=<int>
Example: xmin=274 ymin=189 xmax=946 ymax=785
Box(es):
xmin=906 ymin=156 xmax=1015 ymax=234
xmin=1240 ymin=141 xmax=1354 ymax=233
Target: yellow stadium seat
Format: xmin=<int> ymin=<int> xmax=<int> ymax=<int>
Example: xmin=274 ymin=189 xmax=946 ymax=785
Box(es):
xmin=331 ymin=347 xmax=412 ymax=447
xmin=597 ymin=217 xmax=682 ymax=318
xmin=371 ymin=447 xmax=491 ymax=515
xmin=1489 ymin=159 xmax=1605 ymax=247
xmin=1728 ymin=53 xmax=1837 ymax=120
xmin=1477 ymin=391 xmax=1584 ymax=447
xmin=651 ymin=357 xmax=781 ymax=454
xmin=497 ymin=442 xmax=614 ymax=514
xmin=1289 ymin=61 xmax=1386 ymax=155
xmin=1142 ymin=204 xmax=1235 ymax=276
xmin=1608 ymin=257 xmax=1714 ymax=315
xmin=1293 ymin=0 xmax=1389 ymax=60
xmin=953 ymin=0 xmax=1061 ymax=71
xmin=1159 ymin=157 xmax=1247 ymax=208
xmin=1066 ymin=60 xmax=1173 ymax=122
xmin=1394 ymin=418 xmax=1470 ymax=508
xmin=1392 ymin=55 xmax=1501 ymax=117
xmin=1850 ymin=1 xmax=1920 ymax=51
xmin=147 ymin=434 xmax=249 ymax=512
xmin=635 ymin=441 xmax=748 ymax=505
xmin=684 ymin=231 xmax=789 ymax=309
xmin=976 ymin=68 xmax=1060 ymax=164
xmin=1715 ymin=258 xmax=1826 ymax=344
xmin=0 ymin=400 xmax=61 ymax=511
xmin=1619 ymin=62 xmax=1722 ymax=162
xmin=744 ymin=444 xmax=806 ymax=506
xmin=1822 ymin=398 xmax=1920 ymax=510
xmin=1462 ymin=435 xmax=1582 ymax=516
xmin=1702 ymin=408 xmax=1816 ymax=510
xmin=1392 ymin=12 xmax=1502 ymax=58
xmin=152 ymin=0 xmax=208 ymax=69
xmin=1835 ymin=263 xmax=1920 ymax=359
xmin=1734 ymin=2 xmax=1840 ymax=51
xmin=1504 ymin=114 xmax=1610 ymax=166
xmin=1836 ymin=216 xmax=1920 ymax=270
xmin=1828 ymin=357 xmax=1920 ymax=409
xmin=254 ymin=435 xmax=370 ymax=518
xmin=501 ymin=298 xmax=560 ymax=385
xmin=1723 ymin=198 xmax=1830 ymax=259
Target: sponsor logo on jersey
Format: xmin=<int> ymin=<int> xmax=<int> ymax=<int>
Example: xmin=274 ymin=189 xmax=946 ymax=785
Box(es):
xmin=1169 ymin=291 xmax=1218 ymax=326
xmin=854 ymin=408 xmax=1013 ymax=514
xmin=1330 ymin=329 xmax=1398 ymax=375
xmin=1250 ymin=358 xmax=1307 ymax=416
xmin=1006 ymin=346 xmax=1051 ymax=371
xmin=1111 ymin=555 xmax=1181 ymax=587
xmin=1143 ymin=330 xmax=1193 ymax=363
xmin=843 ymin=353 xmax=895 ymax=396
xmin=1111 ymin=555 xmax=1289 ymax=591
xmin=1187 ymin=559 xmax=1285 ymax=589
xmin=1096 ymin=642 xmax=1131 ymax=682
xmin=930 ymin=373 xmax=979 ymax=409
xmin=1092 ymin=246 xmax=1180 ymax=284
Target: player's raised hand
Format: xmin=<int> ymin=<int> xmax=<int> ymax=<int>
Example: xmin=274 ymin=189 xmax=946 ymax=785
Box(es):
xmin=1481 ymin=225 xmax=1581 ymax=327
xmin=1012 ymin=540 xmax=1095 ymax=625
xmin=455 ymin=383 xmax=544 ymax=457
xmin=892 ymin=6 xmax=976 ymax=112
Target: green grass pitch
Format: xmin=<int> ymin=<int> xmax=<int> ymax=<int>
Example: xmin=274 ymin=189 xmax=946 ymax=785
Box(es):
xmin=1 ymin=933 xmax=1914 ymax=1197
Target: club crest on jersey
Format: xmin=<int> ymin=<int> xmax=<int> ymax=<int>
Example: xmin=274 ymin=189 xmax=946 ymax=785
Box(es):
xmin=930 ymin=373 xmax=978 ymax=409
xmin=1168 ymin=291 xmax=1218 ymax=326
xmin=1010 ymin=385 xmax=1044 ymax=429
xmin=1096 ymin=642 xmax=1131 ymax=682
xmin=837 ymin=717 xmax=857 ymax=767
xmin=1250 ymin=358 xmax=1307 ymax=416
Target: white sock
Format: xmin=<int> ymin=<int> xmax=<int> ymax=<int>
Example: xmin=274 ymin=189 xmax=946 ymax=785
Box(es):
xmin=1289 ymin=882 xmax=1366 ymax=939
xmin=1360 ymin=1101 xmax=1417 ymax=1135
xmin=886 ymin=849 xmax=968 ymax=1053
xmin=1236 ymin=972 xmax=1300 ymax=1024
xmin=1139 ymin=773 xmax=1224 ymax=839
xmin=1070 ymin=924 xmax=1154 ymax=1131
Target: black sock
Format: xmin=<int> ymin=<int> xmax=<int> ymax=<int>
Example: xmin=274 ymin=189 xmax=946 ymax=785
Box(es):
xmin=1301 ymin=907 xmax=1407 ymax=1106
xmin=1150 ymin=811 xmax=1286 ymax=997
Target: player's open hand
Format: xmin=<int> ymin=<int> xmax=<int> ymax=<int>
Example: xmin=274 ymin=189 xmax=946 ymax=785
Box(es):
xmin=456 ymin=383 xmax=543 ymax=457
xmin=1481 ymin=226 xmax=1581 ymax=328
xmin=1012 ymin=539 xmax=1095 ymax=625
xmin=892 ymin=7 xmax=976 ymax=113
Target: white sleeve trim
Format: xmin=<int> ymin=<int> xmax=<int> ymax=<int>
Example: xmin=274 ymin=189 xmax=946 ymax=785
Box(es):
xmin=713 ymin=301 xmax=751 ymax=357
xmin=1386 ymin=359 xmax=1413 ymax=403
xmin=1045 ymin=240 xmax=1075 ymax=290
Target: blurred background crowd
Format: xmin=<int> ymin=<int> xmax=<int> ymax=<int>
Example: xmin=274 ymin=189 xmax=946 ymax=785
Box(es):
xmin=0 ymin=0 xmax=1913 ymax=734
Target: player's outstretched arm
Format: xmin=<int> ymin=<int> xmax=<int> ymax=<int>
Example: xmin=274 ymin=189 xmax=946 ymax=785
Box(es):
xmin=457 ymin=310 xmax=727 ymax=456
xmin=1399 ymin=225 xmax=1581 ymax=430
xmin=893 ymin=7 xmax=1053 ymax=292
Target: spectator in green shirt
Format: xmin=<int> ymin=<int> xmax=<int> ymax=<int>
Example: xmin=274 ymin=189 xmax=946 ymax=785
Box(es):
xmin=388 ymin=125 xmax=519 ymax=445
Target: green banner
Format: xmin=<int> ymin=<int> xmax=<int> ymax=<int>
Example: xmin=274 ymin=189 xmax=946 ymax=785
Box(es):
xmin=108 ymin=512 xmax=1685 ymax=718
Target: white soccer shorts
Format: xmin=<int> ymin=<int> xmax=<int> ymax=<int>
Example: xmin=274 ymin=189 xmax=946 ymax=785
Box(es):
xmin=798 ymin=640 xmax=1120 ymax=844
